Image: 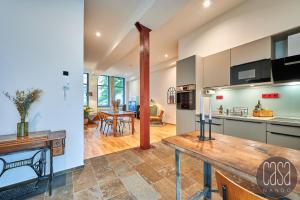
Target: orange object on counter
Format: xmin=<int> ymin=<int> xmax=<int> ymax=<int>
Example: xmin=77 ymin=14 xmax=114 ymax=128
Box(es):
xmin=253 ymin=110 xmax=273 ymax=117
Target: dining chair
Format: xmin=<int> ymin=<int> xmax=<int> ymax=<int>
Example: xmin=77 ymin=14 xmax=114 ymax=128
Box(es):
xmin=119 ymin=117 xmax=131 ymax=135
xmin=215 ymin=170 xmax=267 ymax=200
xmin=97 ymin=113 xmax=104 ymax=133
xmin=101 ymin=114 xmax=114 ymax=136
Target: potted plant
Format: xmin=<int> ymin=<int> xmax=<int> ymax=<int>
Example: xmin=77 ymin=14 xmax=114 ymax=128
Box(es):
xmin=3 ymin=89 xmax=42 ymax=137
xmin=84 ymin=107 xmax=92 ymax=125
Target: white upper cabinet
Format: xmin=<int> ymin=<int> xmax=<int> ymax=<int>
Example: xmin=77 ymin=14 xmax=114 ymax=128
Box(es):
xmin=176 ymin=55 xmax=196 ymax=86
xmin=231 ymin=37 xmax=272 ymax=66
xmin=203 ymin=50 xmax=230 ymax=88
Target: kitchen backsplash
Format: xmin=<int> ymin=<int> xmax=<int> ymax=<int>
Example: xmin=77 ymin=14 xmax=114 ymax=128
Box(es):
xmin=210 ymin=84 xmax=300 ymax=118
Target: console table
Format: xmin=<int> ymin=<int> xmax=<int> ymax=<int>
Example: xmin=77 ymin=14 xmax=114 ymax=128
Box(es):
xmin=0 ymin=130 xmax=66 ymax=197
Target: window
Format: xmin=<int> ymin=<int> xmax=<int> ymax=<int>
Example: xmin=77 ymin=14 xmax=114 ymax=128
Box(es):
xmin=83 ymin=73 xmax=89 ymax=106
xmin=114 ymin=77 xmax=125 ymax=105
xmin=98 ymin=75 xmax=110 ymax=107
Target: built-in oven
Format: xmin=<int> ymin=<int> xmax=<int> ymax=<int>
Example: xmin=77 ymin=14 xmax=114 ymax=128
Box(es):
xmin=176 ymin=84 xmax=196 ymax=110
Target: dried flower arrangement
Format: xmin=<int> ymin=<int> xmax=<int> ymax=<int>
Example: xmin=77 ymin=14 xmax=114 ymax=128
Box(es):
xmin=3 ymin=89 xmax=42 ymax=122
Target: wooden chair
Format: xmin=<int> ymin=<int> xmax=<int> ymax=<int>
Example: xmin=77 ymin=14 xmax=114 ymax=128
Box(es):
xmin=215 ymin=171 xmax=267 ymax=200
xmin=150 ymin=110 xmax=164 ymax=124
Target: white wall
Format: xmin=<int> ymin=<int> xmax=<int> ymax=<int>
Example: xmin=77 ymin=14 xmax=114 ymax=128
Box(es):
xmin=0 ymin=0 xmax=84 ymax=187
xmin=179 ymin=0 xmax=300 ymax=59
xmin=127 ymin=66 xmax=177 ymax=124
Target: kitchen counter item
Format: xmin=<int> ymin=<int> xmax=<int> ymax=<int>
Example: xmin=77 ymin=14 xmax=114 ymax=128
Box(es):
xmin=253 ymin=110 xmax=273 ymax=117
xmin=229 ymin=107 xmax=248 ymax=117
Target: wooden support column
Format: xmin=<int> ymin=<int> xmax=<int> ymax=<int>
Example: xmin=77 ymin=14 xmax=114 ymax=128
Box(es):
xmin=135 ymin=22 xmax=151 ymax=150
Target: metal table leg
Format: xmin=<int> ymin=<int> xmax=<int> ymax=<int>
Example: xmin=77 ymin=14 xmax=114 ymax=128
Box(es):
xmin=188 ymin=161 xmax=213 ymax=200
xmin=203 ymin=161 xmax=212 ymax=199
xmin=176 ymin=149 xmax=181 ymax=200
xmin=49 ymin=142 xmax=53 ymax=196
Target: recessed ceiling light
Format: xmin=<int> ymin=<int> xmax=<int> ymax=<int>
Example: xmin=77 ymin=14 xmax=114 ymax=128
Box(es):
xmin=164 ymin=54 xmax=169 ymax=58
xmin=96 ymin=32 xmax=101 ymax=37
xmin=203 ymin=0 xmax=211 ymax=8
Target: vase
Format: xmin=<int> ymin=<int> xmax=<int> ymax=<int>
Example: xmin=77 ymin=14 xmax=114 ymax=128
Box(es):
xmin=17 ymin=122 xmax=29 ymax=137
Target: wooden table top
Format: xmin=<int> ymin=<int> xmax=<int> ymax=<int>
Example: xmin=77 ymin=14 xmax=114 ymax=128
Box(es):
xmin=0 ymin=130 xmax=66 ymax=154
xmin=100 ymin=110 xmax=135 ymax=116
xmin=162 ymin=131 xmax=300 ymax=199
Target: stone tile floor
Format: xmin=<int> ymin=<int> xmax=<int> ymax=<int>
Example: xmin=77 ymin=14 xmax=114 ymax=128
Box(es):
xmin=27 ymin=142 xmax=224 ymax=200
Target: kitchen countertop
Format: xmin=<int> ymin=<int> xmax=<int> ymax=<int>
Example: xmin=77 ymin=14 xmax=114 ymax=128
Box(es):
xmin=195 ymin=113 xmax=300 ymax=126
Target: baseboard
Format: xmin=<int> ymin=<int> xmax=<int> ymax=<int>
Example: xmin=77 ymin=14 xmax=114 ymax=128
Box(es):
xmin=0 ymin=164 xmax=84 ymax=192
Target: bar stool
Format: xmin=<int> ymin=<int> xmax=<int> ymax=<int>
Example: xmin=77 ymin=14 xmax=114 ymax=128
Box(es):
xmin=215 ymin=170 xmax=267 ymax=200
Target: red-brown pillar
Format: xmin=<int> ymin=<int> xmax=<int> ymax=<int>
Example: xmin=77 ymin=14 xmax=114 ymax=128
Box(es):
xmin=135 ymin=22 xmax=151 ymax=150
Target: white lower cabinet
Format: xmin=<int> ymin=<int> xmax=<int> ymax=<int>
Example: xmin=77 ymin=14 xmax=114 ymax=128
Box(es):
xmin=223 ymin=118 xmax=266 ymax=143
xmin=267 ymin=123 xmax=300 ymax=150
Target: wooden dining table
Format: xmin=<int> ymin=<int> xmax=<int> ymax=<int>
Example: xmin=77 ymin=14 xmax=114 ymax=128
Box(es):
xmin=99 ymin=111 xmax=135 ymax=136
xmin=163 ymin=131 xmax=300 ymax=200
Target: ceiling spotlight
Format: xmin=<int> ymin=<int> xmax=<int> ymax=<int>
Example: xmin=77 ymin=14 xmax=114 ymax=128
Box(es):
xmin=203 ymin=0 xmax=211 ymax=8
xmin=164 ymin=54 xmax=169 ymax=58
xmin=96 ymin=32 xmax=101 ymax=37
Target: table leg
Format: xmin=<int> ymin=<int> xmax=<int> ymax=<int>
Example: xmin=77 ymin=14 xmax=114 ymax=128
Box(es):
xmin=113 ymin=116 xmax=117 ymax=136
xmin=176 ymin=149 xmax=181 ymax=200
xmin=131 ymin=115 xmax=135 ymax=134
xmin=49 ymin=143 xmax=53 ymax=196
xmin=203 ymin=161 xmax=212 ymax=200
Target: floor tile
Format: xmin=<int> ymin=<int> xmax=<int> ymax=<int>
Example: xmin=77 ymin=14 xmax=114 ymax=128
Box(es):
xmin=109 ymin=159 xmax=136 ymax=177
xmin=107 ymin=191 xmax=136 ymax=200
xmin=98 ymin=177 xmax=127 ymax=200
xmin=134 ymin=163 xmax=163 ymax=184
xmin=72 ymin=165 xmax=97 ymax=193
xmin=73 ymin=185 xmax=103 ymax=200
xmin=44 ymin=184 xmax=73 ymax=200
xmin=121 ymin=173 xmax=160 ymax=200
xmin=121 ymin=150 xmax=144 ymax=166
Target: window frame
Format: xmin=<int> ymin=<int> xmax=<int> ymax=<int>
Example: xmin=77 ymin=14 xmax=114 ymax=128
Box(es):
xmin=97 ymin=75 xmax=110 ymax=107
xmin=113 ymin=77 xmax=125 ymax=106
xmin=83 ymin=73 xmax=89 ymax=107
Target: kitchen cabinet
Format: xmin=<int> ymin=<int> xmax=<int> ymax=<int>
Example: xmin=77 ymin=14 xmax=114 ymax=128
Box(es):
xmin=231 ymin=37 xmax=271 ymax=66
xmin=267 ymin=123 xmax=300 ymax=150
xmin=223 ymin=118 xmax=266 ymax=143
xmin=203 ymin=50 xmax=230 ymax=88
xmin=176 ymin=55 xmax=196 ymax=86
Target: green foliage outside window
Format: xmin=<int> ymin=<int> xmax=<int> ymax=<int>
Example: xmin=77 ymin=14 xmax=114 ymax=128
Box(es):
xmin=114 ymin=77 xmax=124 ymax=105
xmin=98 ymin=75 xmax=110 ymax=107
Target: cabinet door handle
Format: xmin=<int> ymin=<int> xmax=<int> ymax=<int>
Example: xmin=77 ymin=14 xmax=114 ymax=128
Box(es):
xmin=269 ymin=123 xmax=300 ymax=128
xmin=225 ymin=118 xmax=264 ymax=124
xmin=206 ymin=122 xmax=222 ymax=126
xmin=268 ymin=131 xmax=300 ymax=138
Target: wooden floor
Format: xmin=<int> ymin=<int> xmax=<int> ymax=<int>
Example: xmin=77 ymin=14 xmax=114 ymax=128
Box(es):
xmin=84 ymin=119 xmax=176 ymax=159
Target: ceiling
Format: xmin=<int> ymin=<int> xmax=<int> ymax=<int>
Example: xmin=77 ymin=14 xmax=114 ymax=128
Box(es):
xmin=84 ymin=0 xmax=246 ymax=79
